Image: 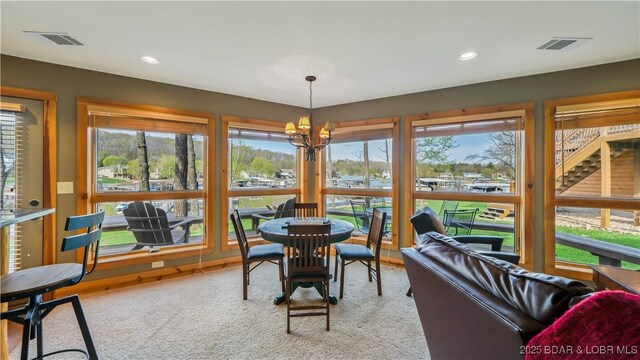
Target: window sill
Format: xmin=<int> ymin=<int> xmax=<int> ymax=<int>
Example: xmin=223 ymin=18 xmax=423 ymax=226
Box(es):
xmin=545 ymin=262 xmax=593 ymax=281
xmin=93 ymin=243 xmax=213 ymax=271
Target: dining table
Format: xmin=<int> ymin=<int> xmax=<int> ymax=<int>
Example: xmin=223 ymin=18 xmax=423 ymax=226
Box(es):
xmin=258 ymin=217 xmax=355 ymax=305
xmin=0 ymin=208 xmax=55 ymax=360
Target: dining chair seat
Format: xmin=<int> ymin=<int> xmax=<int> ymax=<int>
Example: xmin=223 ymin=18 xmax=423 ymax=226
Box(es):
xmin=334 ymin=209 xmax=387 ymax=299
xmin=247 ymin=243 xmax=285 ymax=260
xmin=1 ymin=264 xmax=83 ymax=302
xmin=334 ymin=243 xmax=375 ymax=260
xmin=230 ymin=209 xmax=285 ymax=300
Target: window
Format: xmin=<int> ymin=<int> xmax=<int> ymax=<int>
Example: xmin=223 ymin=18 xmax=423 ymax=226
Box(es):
xmin=0 ymin=88 xmax=57 ymax=274
xmin=221 ymin=115 xmax=302 ymax=250
xmin=316 ymin=117 xmax=399 ymax=248
xmin=406 ymin=104 xmax=534 ymax=267
xmin=1 ymin=104 xmax=24 ymax=272
xmin=77 ymin=99 xmax=214 ymax=265
xmin=545 ymin=92 xmax=640 ymax=279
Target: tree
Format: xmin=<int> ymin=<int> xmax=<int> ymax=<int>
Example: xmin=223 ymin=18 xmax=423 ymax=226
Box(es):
xmin=250 ymin=157 xmax=275 ymax=177
xmin=363 ymin=141 xmax=370 ymax=188
xmin=415 ymin=136 xmax=458 ymax=191
xmin=136 ymin=131 xmax=150 ymax=191
xmin=156 ymin=155 xmax=176 ymax=179
xmin=174 ymin=134 xmax=188 ymax=217
xmin=102 ymin=155 xmax=127 ymax=167
xmin=415 ymin=136 xmax=458 ymax=165
xmin=187 ymin=135 xmax=199 ymax=215
xmin=380 ymin=139 xmax=391 ymax=177
xmin=229 ymin=139 xmax=249 ymax=182
xmin=465 ymin=132 xmax=516 ymax=178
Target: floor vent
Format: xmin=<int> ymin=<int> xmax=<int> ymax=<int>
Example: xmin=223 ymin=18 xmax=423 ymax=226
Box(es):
xmin=537 ymin=37 xmax=591 ymax=51
xmin=24 ymin=31 xmax=83 ymax=46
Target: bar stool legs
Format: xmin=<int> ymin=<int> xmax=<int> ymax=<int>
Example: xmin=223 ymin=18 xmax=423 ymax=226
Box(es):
xmin=1 ymin=294 xmax=98 ymax=360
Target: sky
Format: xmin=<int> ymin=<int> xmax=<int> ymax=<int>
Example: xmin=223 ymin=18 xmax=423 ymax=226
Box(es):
xmin=245 ymin=134 xmax=492 ymax=163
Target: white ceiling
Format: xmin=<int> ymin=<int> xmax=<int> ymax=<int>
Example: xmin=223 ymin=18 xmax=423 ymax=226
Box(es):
xmin=1 ymin=2 xmax=638 ymax=107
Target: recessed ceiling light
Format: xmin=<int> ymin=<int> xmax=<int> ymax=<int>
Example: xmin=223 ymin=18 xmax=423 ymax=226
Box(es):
xmin=140 ymin=55 xmax=160 ymax=64
xmin=458 ymin=51 xmax=478 ymax=61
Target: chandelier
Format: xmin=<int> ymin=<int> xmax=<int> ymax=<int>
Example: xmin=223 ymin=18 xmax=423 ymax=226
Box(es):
xmin=285 ymin=75 xmax=334 ymax=161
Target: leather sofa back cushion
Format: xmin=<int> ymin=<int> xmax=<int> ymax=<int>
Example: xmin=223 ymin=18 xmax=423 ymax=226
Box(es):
xmin=417 ymin=232 xmax=593 ymax=325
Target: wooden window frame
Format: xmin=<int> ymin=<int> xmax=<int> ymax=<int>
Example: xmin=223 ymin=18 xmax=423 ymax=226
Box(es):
xmin=314 ymin=117 xmax=401 ymax=251
xmin=220 ymin=115 xmax=304 ymax=251
xmin=76 ymin=98 xmax=215 ymax=270
xmin=0 ymin=87 xmax=57 ymax=267
xmin=405 ymin=103 xmax=535 ymax=269
xmin=544 ymin=90 xmax=640 ymax=280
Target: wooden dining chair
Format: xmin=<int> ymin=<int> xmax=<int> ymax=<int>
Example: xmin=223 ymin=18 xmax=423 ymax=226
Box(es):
xmin=285 ymin=223 xmax=331 ymax=333
xmin=293 ymin=202 xmax=318 ymax=218
xmin=1 ymin=211 xmax=104 ymax=360
xmin=230 ymin=209 xmax=285 ymax=300
xmin=333 ymin=208 xmax=387 ymax=298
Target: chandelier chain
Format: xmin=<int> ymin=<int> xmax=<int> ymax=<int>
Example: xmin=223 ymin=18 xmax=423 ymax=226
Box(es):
xmin=309 ymin=80 xmax=313 ymax=112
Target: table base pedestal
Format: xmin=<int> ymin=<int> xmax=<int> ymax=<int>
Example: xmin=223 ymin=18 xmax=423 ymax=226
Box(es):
xmin=274 ymin=277 xmax=338 ymax=305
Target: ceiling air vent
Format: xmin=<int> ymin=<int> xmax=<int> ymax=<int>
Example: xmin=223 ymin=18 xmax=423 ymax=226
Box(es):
xmin=537 ymin=37 xmax=591 ymax=51
xmin=24 ymin=31 xmax=83 ymax=46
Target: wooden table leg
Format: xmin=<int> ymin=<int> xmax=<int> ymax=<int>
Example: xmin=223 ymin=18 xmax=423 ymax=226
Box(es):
xmin=1 ymin=226 xmax=9 ymax=360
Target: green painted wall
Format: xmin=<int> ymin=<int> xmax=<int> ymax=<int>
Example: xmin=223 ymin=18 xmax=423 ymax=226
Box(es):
xmin=1 ymin=54 xmax=638 ymax=278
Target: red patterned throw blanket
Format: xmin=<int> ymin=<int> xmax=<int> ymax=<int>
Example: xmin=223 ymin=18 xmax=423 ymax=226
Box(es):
xmin=525 ymin=290 xmax=640 ymax=360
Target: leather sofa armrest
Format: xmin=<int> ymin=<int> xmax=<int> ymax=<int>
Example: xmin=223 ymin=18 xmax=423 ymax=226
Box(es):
xmin=479 ymin=251 xmax=521 ymax=265
xmin=452 ymin=235 xmax=504 ymax=251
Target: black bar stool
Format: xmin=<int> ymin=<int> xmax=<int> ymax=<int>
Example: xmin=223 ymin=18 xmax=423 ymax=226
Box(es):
xmin=1 ymin=211 xmax=104 ymax=360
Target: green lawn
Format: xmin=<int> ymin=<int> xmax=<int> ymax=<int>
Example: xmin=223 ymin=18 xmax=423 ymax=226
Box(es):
xmin=100 ymin=225 xmax=204 ymax=247
xmin=555 ymin=226 xmax=639 ymax=270
xmin=100 ymin=197 xmax=639 ymax=271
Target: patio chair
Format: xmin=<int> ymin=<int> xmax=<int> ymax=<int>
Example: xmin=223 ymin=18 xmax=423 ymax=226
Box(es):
xmin=350 ymin=199 xmax=371 ymax=235
xmin=251 ymin=197 xmax=296 ymax=229
xmin=442 ymin=208 xmax=479 ymax=236
xmin=406 ymin=207 xmax=519 ymax=296
xmin=438 ymin=200 xmax=459 ymax=221
xmin=123 ymin=201 xmax=197 ymax=252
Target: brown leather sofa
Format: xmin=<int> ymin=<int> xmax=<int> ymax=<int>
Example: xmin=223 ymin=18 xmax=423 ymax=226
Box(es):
xmin=402 ymin=232 xmax=593 ymax=360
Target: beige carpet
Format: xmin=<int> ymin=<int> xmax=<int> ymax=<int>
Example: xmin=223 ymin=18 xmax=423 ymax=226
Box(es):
xmin=9 ymin=263 xmax=430 ymax=359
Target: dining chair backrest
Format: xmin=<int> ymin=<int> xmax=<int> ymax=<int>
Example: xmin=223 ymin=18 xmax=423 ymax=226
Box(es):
xmin=61 ymin=210 xmax=105 ymax=282
xmin=367 ymin=208 xmax=387 ymax=258
xmin=294 ymin=202 xmax=318 ymax=218
xmin=230 ymin=209 xmax=250 ymax=261
xmin=286 ymin=224 xmax=331 ymax=275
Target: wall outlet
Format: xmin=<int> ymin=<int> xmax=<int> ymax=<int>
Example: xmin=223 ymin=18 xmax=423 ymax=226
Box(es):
xmin=57 ymin=181 xmax=74 ymax=194
xmin=151 ymin=261 xmax=164 ymax=269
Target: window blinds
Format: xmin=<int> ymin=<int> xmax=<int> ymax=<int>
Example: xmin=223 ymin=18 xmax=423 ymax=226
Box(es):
xmin=413 ymin=117 xmax=523 ymax=138
xmin=330 ymin=123 xmax=394 ymax=144
xmin=0 ymin=109 xmax=24 ymax=272
xmin=229 ymin=127 xmax=291 ymax=143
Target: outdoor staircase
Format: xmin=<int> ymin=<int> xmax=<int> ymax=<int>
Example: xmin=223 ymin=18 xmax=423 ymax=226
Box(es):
xmin=556 ymin=143 xmax=634 ymax=193
xmin=478 ymin=203 xmax=514 ymax=220
xmin=555 ymin=124 xmax=639 ymax=194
